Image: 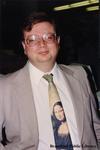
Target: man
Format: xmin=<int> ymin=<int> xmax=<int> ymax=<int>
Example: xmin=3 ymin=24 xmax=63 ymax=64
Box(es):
xmin=0 ymin=11 xmax=100 ymax=150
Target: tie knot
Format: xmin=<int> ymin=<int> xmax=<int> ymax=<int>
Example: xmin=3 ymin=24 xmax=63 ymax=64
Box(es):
xmin=43 ymin=74 xmax=53 ymax=83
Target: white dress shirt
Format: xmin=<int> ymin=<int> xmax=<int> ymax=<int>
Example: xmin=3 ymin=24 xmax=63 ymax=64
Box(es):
xmin=28 ymin=62 xmax=81 ymax=150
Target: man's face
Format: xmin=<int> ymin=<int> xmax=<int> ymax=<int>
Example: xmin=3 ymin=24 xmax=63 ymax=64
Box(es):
xmin=22 ymin=21 xmax=60 ymax=70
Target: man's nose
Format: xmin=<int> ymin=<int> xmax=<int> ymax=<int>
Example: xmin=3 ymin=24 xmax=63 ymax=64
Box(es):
xmin=39 ymin=38 xmax=46 ymax=46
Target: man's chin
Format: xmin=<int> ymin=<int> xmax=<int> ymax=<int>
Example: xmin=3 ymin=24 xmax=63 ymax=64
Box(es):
xmin=38 ymin=56 xmax=52 ymax=63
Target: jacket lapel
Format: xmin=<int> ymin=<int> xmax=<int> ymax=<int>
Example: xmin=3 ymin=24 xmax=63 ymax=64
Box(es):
xmin=13 ymin=64 xmax=39 ymax=149
xmin=59 ymin=65 xmax=84 ymax=143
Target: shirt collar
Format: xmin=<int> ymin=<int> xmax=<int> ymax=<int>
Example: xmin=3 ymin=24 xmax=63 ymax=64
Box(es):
xmin=28 ymin=61 xmax=59 ymax=85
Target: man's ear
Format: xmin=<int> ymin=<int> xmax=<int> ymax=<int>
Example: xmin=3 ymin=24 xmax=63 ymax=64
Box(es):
xmin=57 ymin=36 xmax=60 ymax=44
xmin=22 ymin=41 xmax=27 ymax=55
xmin=22 ymin=41 xmax=25 ymax=49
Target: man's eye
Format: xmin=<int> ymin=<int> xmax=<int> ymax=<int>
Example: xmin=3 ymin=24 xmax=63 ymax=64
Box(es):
xmin=48 ymin=35 xmax=53 ymax=39
xmin=47 ymin=34 xmax=56 ymax=41
xmin=29 ymin=39 xmax=35 ymax=43
xmin=47 ymin=35 xmax=54 ymax=40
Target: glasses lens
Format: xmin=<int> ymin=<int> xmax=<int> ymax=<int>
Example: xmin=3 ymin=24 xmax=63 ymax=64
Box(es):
xmin=45 ymin=33 xmax=56 ymax=42
xmin=26 ymin=35 xmax=37 ymax=46
xmin=26 ymin=33 xmax=56 ymax=47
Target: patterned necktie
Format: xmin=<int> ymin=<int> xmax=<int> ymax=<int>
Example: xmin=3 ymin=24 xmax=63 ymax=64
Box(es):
xmin=43 ymin=74 xmax=73 ymax=150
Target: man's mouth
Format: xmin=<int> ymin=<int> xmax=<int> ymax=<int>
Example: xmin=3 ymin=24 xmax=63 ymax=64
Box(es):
xmin=39 ymin=51 xmax=49 ymax=55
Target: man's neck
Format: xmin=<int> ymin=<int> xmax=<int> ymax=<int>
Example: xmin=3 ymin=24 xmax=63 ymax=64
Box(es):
xmin=30 ymin=61 xmax=56 ymax=73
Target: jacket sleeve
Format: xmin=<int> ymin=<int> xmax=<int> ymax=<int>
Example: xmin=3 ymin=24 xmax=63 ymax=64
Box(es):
xmin=82 ymin=67 xmax=100 ymax=148
xmin=0 ymin=79 xmax=21 ymax=150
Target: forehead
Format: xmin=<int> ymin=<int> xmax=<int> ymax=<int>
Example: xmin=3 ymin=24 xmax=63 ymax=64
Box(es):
xmin=24 ymin=21 xmax=55 ymax=37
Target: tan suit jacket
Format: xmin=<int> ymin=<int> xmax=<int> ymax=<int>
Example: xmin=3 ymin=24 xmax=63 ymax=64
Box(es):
xmin=0 ymin=63 xmax=100 ymax=150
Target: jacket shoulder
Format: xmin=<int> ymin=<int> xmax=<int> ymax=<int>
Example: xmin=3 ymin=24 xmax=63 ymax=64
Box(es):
xmin=0 ymin=64 xmax=28 ymax=85
xmin=59 ymin=64 xmax=87 ymax=77
xmin=59 ymin=64 xmax=89 ymax=86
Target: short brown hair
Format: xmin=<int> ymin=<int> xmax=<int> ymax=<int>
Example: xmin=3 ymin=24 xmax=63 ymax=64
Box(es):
xmin=21 ymin=11 xmax=57 ymax=41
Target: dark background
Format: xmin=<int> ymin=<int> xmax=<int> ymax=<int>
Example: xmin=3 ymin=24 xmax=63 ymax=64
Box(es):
xmin=0 ymin=0 xmax=100 ymax=90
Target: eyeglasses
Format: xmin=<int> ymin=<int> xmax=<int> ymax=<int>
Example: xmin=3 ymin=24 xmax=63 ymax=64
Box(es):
xmin=25 ymin=33 xmax=57 ymax=47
